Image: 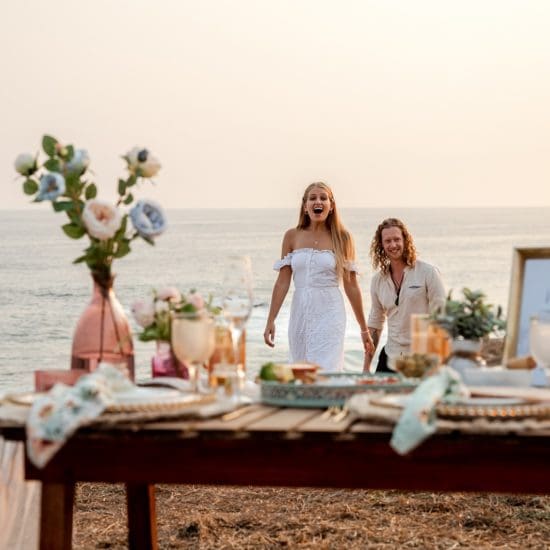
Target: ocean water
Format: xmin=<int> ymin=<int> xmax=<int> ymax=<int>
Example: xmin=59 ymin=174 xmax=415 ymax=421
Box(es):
xmin=1 ymin=207 xmax=549 ymax=392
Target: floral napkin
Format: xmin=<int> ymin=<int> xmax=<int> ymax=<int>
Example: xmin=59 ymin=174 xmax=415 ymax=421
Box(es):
xmin=26 ymin=365 xmax=132 ymax=468
xmin=390 ymin=367 xmax=469 ymax=455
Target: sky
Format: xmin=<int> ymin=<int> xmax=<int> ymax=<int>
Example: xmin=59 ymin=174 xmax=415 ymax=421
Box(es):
xmin=2 ymin=0 xmax=550 ymax=209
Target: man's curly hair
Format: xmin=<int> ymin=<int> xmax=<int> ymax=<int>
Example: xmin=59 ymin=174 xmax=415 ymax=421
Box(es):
xmin=370 ymin=218 xmax=417 ymax=274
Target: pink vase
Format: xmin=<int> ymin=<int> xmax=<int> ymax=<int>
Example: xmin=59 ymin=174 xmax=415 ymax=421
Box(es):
xmin=151 ymin=340 xmax=189 ymax=379
xmin=71 ymin=275 xmax=135 ymax=380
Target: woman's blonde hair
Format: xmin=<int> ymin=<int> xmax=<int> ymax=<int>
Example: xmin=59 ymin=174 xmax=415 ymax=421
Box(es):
xmin=370 ymin=217 xmax=417 ymax=273
xmin=297 ymin=182 xmax=355 ymax=279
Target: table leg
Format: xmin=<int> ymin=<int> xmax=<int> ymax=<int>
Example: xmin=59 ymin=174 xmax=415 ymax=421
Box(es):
xmin=126 ymin=483 xmax=158 ymax=550
xmin=39 ymin=482 xmax=75 ymax=550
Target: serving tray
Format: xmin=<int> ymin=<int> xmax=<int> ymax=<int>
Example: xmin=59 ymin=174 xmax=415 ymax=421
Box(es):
xmin=261 ymin=373 xmax=418 ymax=408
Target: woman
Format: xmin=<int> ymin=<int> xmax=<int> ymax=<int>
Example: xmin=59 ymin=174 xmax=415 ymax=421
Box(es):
xmin=263 ymin=182 xmax=373 ymax=371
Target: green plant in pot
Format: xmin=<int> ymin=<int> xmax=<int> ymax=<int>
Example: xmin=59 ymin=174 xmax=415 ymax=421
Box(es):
xmin=432 ymin=287 xmax=506 ymax=370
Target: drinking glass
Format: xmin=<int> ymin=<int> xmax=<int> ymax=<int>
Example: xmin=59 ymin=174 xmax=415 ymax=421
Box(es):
xmin=220 ymin=255 xmax=253 ymax=396
xmin=529 ymin=310 xmax=550 ymax=387
xmin=171 ymin=312 xmax=216 ymax=392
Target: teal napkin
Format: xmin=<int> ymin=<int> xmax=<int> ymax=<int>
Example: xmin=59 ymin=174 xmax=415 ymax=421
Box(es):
xmin=26 ymin=365 xmax=131 ymax=468
xmin=390 ymin=367 xmax=468 ymax=455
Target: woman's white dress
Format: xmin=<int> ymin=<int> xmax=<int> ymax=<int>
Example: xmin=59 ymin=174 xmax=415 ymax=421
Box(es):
xmin=274 ymin=248 xmax=356 ymax=372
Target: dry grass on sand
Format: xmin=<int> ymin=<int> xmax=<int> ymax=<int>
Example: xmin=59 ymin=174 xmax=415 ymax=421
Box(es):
xmin=73 ymin=484 xmax=550 ymax=549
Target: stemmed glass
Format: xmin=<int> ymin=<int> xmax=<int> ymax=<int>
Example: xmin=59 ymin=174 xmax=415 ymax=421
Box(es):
xmin=171 ymin=312 xmax=216 ymax=393
xmin=220 ymin=255 xmax=254 ymax=396
xmin=529 ymin=310 xmax=550 ymax=387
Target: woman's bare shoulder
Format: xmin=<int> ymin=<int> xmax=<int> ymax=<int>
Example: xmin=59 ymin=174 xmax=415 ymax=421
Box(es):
xmin=282 ymin=228 xmax=298 ymax=249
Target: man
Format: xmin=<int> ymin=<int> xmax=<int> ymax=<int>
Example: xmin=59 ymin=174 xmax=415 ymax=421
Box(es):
xmin=364 ymin=218 xmax=446 ymax=373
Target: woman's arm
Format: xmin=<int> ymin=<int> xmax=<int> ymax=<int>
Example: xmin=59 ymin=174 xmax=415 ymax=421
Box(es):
xmin=264 ymin=268 xmax=292 ymax=347
xmin=264 ymin=229 xmax=294 ymax=347
xmin=343 ymin=271 xmax=374 ymax=355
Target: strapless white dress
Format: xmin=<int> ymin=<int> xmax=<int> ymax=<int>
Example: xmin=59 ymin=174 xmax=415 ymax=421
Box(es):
xmin=274 ymin=248 xmax=357 ymax=372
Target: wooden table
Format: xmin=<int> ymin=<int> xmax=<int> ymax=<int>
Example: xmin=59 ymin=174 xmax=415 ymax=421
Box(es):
xmin=1 ymin=404 xmax=550 ymax=550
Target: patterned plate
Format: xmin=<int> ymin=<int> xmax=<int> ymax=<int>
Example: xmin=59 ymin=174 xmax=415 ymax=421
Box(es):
xmin=261 ymin=373 xmax=417 ymax=408
xmin=435 ymin=400 xmax=550 ymax=420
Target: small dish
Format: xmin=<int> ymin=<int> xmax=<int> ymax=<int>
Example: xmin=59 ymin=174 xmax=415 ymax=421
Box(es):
xmin=290 ymin=363 xmax=319 ymax=381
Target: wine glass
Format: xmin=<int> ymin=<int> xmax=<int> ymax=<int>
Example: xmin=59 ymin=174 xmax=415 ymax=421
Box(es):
xmin=529 ymin=310 xmax=550 ymax=387
xmin=171 ymin=312 xmax=216 ymax=393
xmin=220 ymin=255 xmax=254 ymax=396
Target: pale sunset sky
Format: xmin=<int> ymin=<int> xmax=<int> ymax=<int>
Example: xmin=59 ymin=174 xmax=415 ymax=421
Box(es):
xmin=2 ymin=0 xmax=550 ymax=209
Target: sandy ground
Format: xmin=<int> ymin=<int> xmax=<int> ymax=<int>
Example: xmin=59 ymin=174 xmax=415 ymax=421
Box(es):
xmin=73 ymin=484 xmax=550 ymax=549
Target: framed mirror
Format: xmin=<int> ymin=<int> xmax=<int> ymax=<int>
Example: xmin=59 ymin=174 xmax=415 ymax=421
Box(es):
xmin=504 ymin=247 xmax=550 ymax=360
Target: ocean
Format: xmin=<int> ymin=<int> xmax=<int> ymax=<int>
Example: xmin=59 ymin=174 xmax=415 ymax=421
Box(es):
xmin=1 ymin=207 xmax=549 ymax=392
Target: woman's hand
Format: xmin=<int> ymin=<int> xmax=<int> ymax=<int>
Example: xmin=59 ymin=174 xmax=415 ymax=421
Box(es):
xmin=264 ymin=321 xmax=276 ymax=347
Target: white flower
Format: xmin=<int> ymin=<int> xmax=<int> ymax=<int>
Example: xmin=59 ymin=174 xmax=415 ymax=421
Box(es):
xmin=14 ymin=153 xmax=37 ymax=176
xmin=188 ymin=292 xmax=205 ymax=311
xmin=124 ymin=147 xmax=161 ymax=178
xmin=82 ymin=199 xmax=122 ymax=241
xmin=131 ymin=298 xmax=156 ymax=327
xmin=66 ymin=149 xmax=90 ymax=175
xmin=129 ymin=199 xmax=166 ymax=239
xmin=156 ymin=287 xmax=181 ymax=302
xmin=37 ymin=173 xmax=66 ymax=201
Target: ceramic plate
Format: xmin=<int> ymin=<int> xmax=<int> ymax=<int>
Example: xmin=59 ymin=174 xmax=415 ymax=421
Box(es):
xmin=107 ymin=387 xmax=212 ymax=412
xmin=444 ymin=396 xmax=525 ymax=407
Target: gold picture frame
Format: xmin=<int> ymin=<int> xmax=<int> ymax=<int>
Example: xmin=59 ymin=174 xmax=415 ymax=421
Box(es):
xmin=504 ymin=247 xmax=550 ymax=361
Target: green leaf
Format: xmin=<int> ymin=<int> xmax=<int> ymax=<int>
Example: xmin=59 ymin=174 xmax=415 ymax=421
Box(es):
xmin=42 ymin=135 xmax=58 ymax=156
xmin=140 ymin=234 xmax=155 ymax=246
xmin=52 ymin=201 xmax=73 ymax=212
xmin=62 ymin=223 xmax=86 ymax=239
xmin=44 ymin=158 xmax=61 ymax=172
xmin=123 ymin=192 xmax=134 ymax=205
xmin=73 ymin=255 xmax=88 ymax=264
xmin=179 ymin=303 xmax=198 ymax=314
xmin=117 ymin=215 xmax=128 ymax=237
xmin=114 ymin=239 xmax=131 ymax=258
xmin=118 ymin=179 xmax=127 ymax=196
xmin=138 ymin=326 xmax=160 ymax=342
xmin=23 ymin=179 xmax=38 ymax=195
xmin=85 ymin=183 xmax=97 ymax=200
xmin=66 ymin=145 xmax=74 ymax=160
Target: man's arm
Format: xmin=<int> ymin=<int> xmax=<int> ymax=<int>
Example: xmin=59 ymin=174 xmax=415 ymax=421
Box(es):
xmin=426 ymin=265 xmax=446 ymax=313
xmin=363 ymin=277 xmax=385 ymax=372
xmin=363 ymin=327 xmax=380 ymax=372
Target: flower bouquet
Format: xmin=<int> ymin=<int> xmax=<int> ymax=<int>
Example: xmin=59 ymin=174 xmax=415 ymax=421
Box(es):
xmin=15 ymin=135 xmax=167 ymax=378
xmin=132 ymin=288 xmax=219 ymax=378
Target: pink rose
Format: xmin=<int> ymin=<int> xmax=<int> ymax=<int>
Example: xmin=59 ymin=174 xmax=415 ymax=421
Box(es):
xmin=156 ymin=287 xmax=181 ymax=302
xmin=188 ymin=292 xmax=205 ymax=311
xmin=131 ymin=298 xmax=155 ymax=327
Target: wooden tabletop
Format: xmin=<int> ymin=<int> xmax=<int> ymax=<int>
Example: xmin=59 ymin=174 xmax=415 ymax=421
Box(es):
xmin=2 ymin=403 xmax=549 ymax=494
xmin=3 ymin=402 xmax=550 ymax=550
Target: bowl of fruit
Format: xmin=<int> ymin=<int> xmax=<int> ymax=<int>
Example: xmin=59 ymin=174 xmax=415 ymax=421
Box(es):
xmin=391 ymin=353 xmax=440 ymax=379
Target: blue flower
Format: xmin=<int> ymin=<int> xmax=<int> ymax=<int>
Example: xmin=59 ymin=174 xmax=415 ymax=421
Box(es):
xmin=37 ymin=173 xmax=66 ymax=201
xmin=66 ymin=149 xmax=90 ymax=175
xmin=130 ymin=199 xmax=166 ymax=239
